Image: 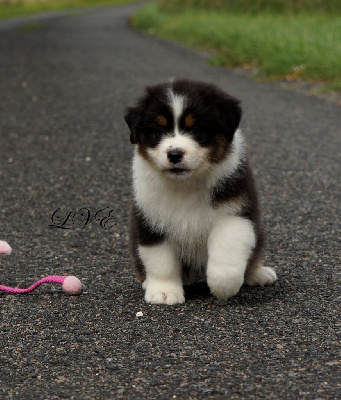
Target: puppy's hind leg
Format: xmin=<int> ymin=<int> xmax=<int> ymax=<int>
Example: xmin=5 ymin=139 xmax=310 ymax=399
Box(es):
xmin=244 ymin=264 xmax=277 ymax=287
xmin=139 ymin=241 xmax=185 ymax=305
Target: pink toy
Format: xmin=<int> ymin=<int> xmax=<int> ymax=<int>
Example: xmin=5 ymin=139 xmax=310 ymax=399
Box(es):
xmin=0 ymin=240 xmax=12 ymax=255
xmin=0 ymin=240 xmax=82 ymax=295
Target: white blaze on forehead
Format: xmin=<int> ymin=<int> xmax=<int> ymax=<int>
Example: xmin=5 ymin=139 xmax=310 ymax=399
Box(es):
xmin=167 ymin=87 xmax=186 ymax=132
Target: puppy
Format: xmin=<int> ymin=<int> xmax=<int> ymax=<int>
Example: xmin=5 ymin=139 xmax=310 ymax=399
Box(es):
xmin=124 ymin=79 xmax=277 ymax=305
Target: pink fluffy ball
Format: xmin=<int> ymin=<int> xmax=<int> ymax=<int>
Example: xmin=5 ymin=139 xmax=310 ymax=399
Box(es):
xmin=0 ymin=240 xmax=12 ymax=255
xmin=62 ymin=276 xmax=83 ymax=295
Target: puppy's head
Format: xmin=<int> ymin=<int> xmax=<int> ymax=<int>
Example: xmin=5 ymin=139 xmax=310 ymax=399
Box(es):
xmin=124 ymin=79 xmax=242 ymax=179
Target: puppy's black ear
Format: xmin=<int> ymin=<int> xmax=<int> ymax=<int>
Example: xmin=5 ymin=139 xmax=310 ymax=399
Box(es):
xmin=124 ymin=107 xmax=139 ymax=144
xmin=218 ymin=96 xmax=242 ymax=143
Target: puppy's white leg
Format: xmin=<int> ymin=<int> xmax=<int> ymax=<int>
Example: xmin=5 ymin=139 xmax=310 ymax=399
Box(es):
xmin=207 ymin=216 xmax=256 ymax=300
xmin=139 ymin=241 xmax=184 ymax=305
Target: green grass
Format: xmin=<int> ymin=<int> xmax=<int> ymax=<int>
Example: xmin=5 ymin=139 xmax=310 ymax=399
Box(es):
xmin=0 ymin=0 xmax=138 ymax=20
xmin=159 ymin=0 xmax=341 ymax=15
xmin=132 ymin=2 xmax=341 ymax=91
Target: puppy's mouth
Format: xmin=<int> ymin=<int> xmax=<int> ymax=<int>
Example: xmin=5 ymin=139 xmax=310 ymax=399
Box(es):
xmin=166 ymin=167 xmax=191 ymax=176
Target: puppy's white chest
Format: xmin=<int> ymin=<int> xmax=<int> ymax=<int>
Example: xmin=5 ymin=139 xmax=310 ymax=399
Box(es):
xmin=133 ymin=154 xmax=217 ymax=267
xmin=141 ymin=185 xmax=213 ymax=270
xmin=136 ymin=176 xmax=215 ymax=237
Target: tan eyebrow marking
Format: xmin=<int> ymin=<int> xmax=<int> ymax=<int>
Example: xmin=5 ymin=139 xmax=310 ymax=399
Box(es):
xmin=156 ymin=114 xmax=167 ymax=127
xmin=185 ymin=114 xmax=196 ymax=128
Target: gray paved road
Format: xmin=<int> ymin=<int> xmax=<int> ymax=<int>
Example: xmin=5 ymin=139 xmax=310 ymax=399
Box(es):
xmin=0 ymin=3 xmax=340 ymax=399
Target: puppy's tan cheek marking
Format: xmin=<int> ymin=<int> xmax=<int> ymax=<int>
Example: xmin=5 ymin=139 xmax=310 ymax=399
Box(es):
xmin=140 ymin=143 xmax=164 ymax=170
xmin=137 ymin=144 xmax=149 ymax=161
xmin=185 ymin=114 xmax=196 ymax=128
xmin=208 ymin=134 xmax=229 ymax=164
xmin=156 ymin=114 xmax=167 ymax=127
xmin=137 ymin=137 xmax=154 ymax=163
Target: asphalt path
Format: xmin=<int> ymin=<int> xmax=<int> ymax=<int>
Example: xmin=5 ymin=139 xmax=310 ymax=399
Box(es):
xmin=0 ymin=3 xmax=340 ymax=399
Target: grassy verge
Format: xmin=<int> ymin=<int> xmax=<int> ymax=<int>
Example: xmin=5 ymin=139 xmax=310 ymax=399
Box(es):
xmin=132 ymin=1 xmax=341 ymax=91
xmin=0 ymin=0 xmax=138 ymax=20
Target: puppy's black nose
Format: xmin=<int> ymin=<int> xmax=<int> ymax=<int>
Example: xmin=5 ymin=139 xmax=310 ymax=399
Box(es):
xmin=167 ymin=150 xmax=184 ymax=164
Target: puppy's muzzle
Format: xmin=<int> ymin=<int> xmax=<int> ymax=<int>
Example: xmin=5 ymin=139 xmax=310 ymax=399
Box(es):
xmin=167 ymin=149 xmax=184 ymax=164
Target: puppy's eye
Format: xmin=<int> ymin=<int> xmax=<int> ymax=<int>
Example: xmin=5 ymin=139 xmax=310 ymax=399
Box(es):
xmin=156 ymin=127 xmax=166 ymax=134
xmin=190 ymin=126 xmax=200 ymax=134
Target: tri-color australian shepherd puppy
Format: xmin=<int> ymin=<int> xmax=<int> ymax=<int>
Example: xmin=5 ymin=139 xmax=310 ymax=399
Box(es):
xmin=124 ymin=79 xmax=277 ymax=305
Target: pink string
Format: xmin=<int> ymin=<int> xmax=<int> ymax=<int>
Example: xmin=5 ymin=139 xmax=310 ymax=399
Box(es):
xmin=0 ymin=275 xmax=66 ymax=294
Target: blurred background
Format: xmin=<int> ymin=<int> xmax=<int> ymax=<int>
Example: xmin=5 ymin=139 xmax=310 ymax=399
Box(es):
xmin=1 ymin=1 xmax=340 ymax=93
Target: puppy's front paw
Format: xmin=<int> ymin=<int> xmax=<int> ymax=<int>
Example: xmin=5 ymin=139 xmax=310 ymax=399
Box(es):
xmin=207 ymin=267 xmax=244 ymax=300
xmin=143 ymin=279 xmax=185 ymax=305
xmin=245 ymin=265 xmax=277 ymax=287
xmin=145 ymin=289 xmax=185 ymax=305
